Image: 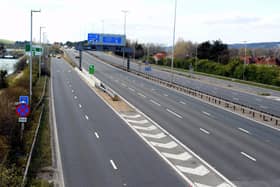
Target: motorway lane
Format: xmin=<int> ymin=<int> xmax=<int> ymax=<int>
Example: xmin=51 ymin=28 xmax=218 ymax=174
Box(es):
xmin=66 ymin=50 xmax=280 ymax=186
xmin=90 ymin=51 xmax=280 ymax=117
xmin=51 ymin=58 xmax=189 ymax=187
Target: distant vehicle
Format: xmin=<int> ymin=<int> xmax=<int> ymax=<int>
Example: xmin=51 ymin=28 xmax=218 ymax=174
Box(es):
xmin=75 ymin=55 xmax=80 ymax=59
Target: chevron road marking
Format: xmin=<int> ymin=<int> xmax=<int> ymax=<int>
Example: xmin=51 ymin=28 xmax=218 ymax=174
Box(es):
xmin=121 ymin=114 xmax=141 ymax=119
xmin=150 ymin=141 xmax=178 ymax=149
xmin=126 ymin=119 xmax=149 ymax=124
xmin=133 ymin=125 xmax=157 ymax=131
xmin=176 ymin=165 xmax=210 ymax=176
xmin=162 ymin=152 xmax=192 ymax=161
xmin=141 ymin=132 xmax=166 ymax=139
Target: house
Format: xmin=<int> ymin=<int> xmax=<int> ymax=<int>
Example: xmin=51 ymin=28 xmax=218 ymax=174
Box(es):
xmin=153 ymin=52 xmax=167 ymax=62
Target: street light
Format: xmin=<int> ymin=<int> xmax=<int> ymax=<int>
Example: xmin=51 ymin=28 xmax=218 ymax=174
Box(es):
xmin=243 ymin=41 xmax=247 ymax=80
xmin=171 ymin=0 xmax=177 ymax=83
xmin=101 ymin=20 xmax=104 ymax=34
xmin=39 ymin=26 xmax=45 ymax=78
xmin=30 ymin=9 xmax=41 ymax=105
xmin=122 ymin=10 xmax=128 ymax=68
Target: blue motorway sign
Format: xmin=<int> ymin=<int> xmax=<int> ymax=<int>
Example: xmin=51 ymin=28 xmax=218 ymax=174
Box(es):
xmin=88 ymin=33 xmax=125 ymax=46
xmin=19 ymin=96 xmax=29 ymax=104
xmin=145 ymin=66 xmax=152 ymax=72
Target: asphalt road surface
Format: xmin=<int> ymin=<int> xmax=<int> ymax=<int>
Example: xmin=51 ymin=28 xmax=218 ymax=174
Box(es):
xmin=90 ymin=51 xmax=280 ymax=118
xmin=51 ymin=57 xmax=189 ymax=187
xmin=65 ymin=49 xmax=280 ymax=187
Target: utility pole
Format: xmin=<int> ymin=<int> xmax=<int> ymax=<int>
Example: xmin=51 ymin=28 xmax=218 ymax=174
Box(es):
xmin=122 ymin=10 xmax=128 ymax=68
xmin=39 ymin=26 xmax=45 ymax=78
xmin=171 ymin=0 xmax=177 ymax=83
xmin=30 ymin=9 xmax=41 ymax=105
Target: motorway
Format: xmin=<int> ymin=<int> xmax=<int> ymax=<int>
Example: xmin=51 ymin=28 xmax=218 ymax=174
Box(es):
xmin=65 ymin=49 xmax=280 ymax=187
xmin=51 ymin=57 xmax=189 ymax=186
xmin=90 ymin=51 xmax=280 ymax=117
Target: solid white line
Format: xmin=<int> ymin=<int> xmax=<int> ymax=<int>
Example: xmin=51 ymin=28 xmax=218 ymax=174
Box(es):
xmin=137 ymin=93 xmax=146 ymax=98
xmin=202 ymin=111 xmax=211 ymax=116
xmin=121 ymin=114 xmax=141 ymax=119
xmin=79 ymin=104 xmax=82 ymax=108
xmin=162 ymin=152 xmax=192 ymax=161
xmin=126 ymin=119 xmax=149 ymax=124
xmin=141 ymin=132 xmax=166 ymax=139
xmin=179 ymin=101 xmax=186 ymax=105
xmin=200 ymin=128 xmax=210 ymax=135
xmin=133 ymin=125 xmax=157 ymax=131
xmin=128 ymin=87 xmax=135 ymax=92
xmin=94 ymin=132 xmax=99 ymax=139
xmin=110 ymin=160 xmax=118 ymax=170
xmin=238 ymin=128 xmax=250 ymax=134
xmin=150 ymin=99 xmax=161 ymax=106
xmin=166 ymin=109 xmax=183 ymax=119
xmin=150 ymin=141 xmax=178 ymax=149
xmin=241 ymin=152 xmax=256 ymax=162
xmin=85 ymin=115 xmax=89 ymax=120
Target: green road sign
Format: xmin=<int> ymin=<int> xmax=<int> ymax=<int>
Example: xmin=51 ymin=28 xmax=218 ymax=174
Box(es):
xmin=25 ymin=44 xmax=43 ymax=56
xmin=89 ymin=65 xmax=95 ymax=75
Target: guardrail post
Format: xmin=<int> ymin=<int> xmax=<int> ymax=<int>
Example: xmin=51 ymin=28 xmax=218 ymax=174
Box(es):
xmin=252 ymin=112 xmax=255 ymax=118
xmin=276 ymin=120 xmax=278 ymax=126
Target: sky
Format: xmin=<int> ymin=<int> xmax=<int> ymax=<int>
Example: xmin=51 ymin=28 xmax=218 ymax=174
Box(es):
xmin=0 ymin=0 xmax=280 ymax=45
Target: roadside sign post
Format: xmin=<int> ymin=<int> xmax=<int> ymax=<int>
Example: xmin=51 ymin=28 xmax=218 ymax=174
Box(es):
xmin=79 ymin=43 xmax=82 ymax=71
xmin=16 ymin=102 xmax=30 ymax=141
xmin=25 ymin=44 xmax=43 ymax=56
xmin=89 ymin=65 xmax=95 ymax=75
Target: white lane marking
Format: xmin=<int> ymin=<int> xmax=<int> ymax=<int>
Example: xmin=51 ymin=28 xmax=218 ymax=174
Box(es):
xmin=195 ymin=182 xmax=232 ymax=187
xmin=133 ymin=125 xmax=157 ymax=131
xmin=74 ymin=96 xmax=77 ymax=99
xmin=238 ymin=128 xmax=251 ymax=134
xmin=121 ymin=83 xmax=126 ymax=87
xmin=151 ymin=88 xmax=155 ymax=91
xmin=141 ymin=132 xmax=166 ymax=139
xmin=260 ymin=105 xmax=268 ymax=109
xmin=79 ymin=104 xmax=82 ymax=108
xmin=241 ymin=152 xmax=256 ymax=162
xmin=200 ymin=128 xmax=210 ymax=135
xmin=162 ymin=152 xmax=192 ymax=161
xmin=121 ymin=114 xmax=141 ymax=119
xmin=110 ymin=160 xmax=118 ymax=170
xmin=150 ymin=99 xmax=161 ymax=106
xmin=128 ymin=87 xmax=135 ymax=92
xmin=166 ymin=109 xmax=183 ymax=119
xmin=72 ymin=90 xmax=74 ymax=93
xmin=233 ymin=97 xmax=239 ymax=101
xmin=94 ymin=132 xmax=100 ymax=139
xmin=69 ymin=84 xmax=72 ymax=87
xmin=126 ymin=119 xmax=149 ymax=124
xmin=85 ymin=115 xmax=89 ymax=120
xmin=256 ymin=98 xmax=262 ymax=102
xmin=150 ymin=141 xmax=178 ymax=149
xmin=164 ymin=94 xmax=169 ymax=97
xmin=114 ymin=79 xmax=119 ymax=83
xmin=176 ymin=165 xmax=210 ymax=176
xmin=202 ymin=111 xmax=211 ymax=116
xmin=179 ymin=101 xmax=186 ymax=105
xmin=68 ymin=70 xmax=71 ymax=73
xmin=137 ymin=92 xmax=146 ymax=98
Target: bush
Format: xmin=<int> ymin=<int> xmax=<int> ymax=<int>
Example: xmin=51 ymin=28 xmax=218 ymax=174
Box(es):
xmin=0 ymin=70 xmax=8 ymax=89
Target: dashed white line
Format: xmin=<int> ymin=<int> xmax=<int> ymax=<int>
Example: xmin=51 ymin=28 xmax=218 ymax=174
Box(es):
xmin=74 ymin=96 xmax=77 ymax=99
xmin=94 ymin=132 xmax=100 ymax=139
xmin=164 ymin=94 xmax=169 ymax=97
xmin=72 ymin=90 xmax=74 ymax=93
xmin=179 ymin=101 xmax=186 ymax=105
xmin=202 ymin=111 xmax=211 ymax=116
xmin=128 ymin=87 xmax=135 ymax=92
xmin=241 ymin=152 xmax=256 ymax=162
xmin=79 ymin=104 xmax=82 ymax=108
xmin=238 ymin=128 xmax=251 ymax=134
xmin=110 ymin=160 xmax=118 ymax=170
xmin=150 ymin=99 xmax=161 ymax=106
xmin=137 ymin=93 xmax=146 ymax=98
xmin=200 ymin=128 xmax=210 ymax=135
xmin=166 ymin=109 xmax=183 ymax=119
xmin=85 ymin=115 xmax=89 ymax=120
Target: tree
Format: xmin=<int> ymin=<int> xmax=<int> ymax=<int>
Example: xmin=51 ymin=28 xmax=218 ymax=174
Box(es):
xmin=174 ymin=38 xmax=194 ymax=59
xmin=0 ymin=70 xmax=7 ymax=88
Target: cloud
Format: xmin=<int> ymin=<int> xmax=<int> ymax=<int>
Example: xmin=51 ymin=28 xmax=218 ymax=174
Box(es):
xmin=205 ymin=16 xmax=261 ymax=25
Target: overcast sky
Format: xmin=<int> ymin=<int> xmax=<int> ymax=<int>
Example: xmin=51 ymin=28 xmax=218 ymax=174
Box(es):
xmin=0 ymin=0 xmax=280 ymax=45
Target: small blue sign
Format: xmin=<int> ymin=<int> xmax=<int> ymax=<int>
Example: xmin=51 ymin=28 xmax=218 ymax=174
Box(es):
xmin=16 ymin=103 xmax=30 ymax=117
xmin=19 ymin=96 xmax=29 ymax=104
xmin=102 ymin=36 xmax=122 ymax=45
xmin=145 ymin=66 xmax=152 ymax=72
